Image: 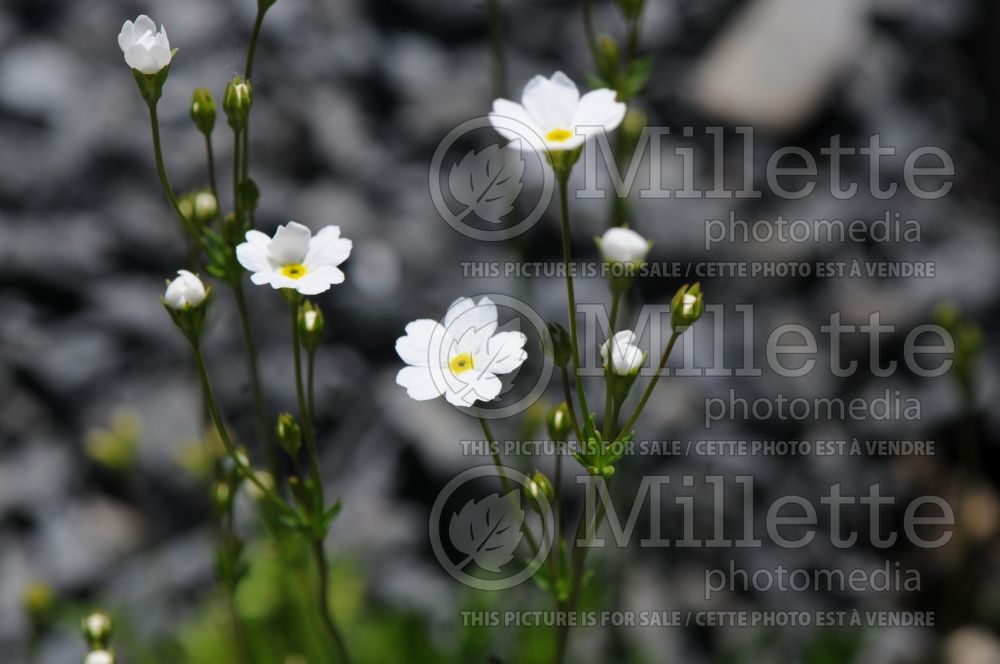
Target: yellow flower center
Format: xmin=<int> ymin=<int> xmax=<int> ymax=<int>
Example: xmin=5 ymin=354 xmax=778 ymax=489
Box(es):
xmin=546 ymin=128 xmax=574 ymax=143
xmin=280 ymin=263 xmax=308 ymax=279
xmin=449 ymin=353 xmax=474 ymax=375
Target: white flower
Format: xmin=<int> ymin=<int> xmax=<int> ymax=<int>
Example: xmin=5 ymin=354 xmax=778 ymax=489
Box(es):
xmin=164 ymin=270 xmax=207 ymax=309
xmin=600 ymin=330 xmax=645 ymax=376
xmin=235 ymin=221 xmax=352 ymax=295
xmin=118 ymin=15 xmax=172 ymax=75
xmin=395 ymin=297 xmax=528 ymax=407
xmin=599 ymin=227 xmax=650 ymax=264
xmin=489 ymin=71 xmax=626 ymax=152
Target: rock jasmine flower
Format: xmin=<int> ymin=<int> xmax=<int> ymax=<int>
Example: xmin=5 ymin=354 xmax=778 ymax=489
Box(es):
xmin=489 ymin=71 xmax=626 ymax=152
xmin=396 ymin=297 xmax=528 ymax=407
xmin=600 ymin=330 xmax=644 ymax=376
xmin=164 ymin=270 xmax=207 ymax=309
xmin=235 ymin=222 xmax=353 ymax=295
xmin=118 ymin=15 xmax=172 ymax=75
xmin=598 ymin=227 xmax=650 ymax=265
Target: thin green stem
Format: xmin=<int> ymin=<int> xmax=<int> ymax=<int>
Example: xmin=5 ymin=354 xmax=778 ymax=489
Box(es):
xmin=244 ymin=7 xmax=267 ymax=81
xmin=557 ymin=175 xmax=592 ymax=423
xmin=146 ymin=103 xmax=187 ymax=228
xmin=582 ymin=0 xmax=599 ymax=64
xmin=233 ymin=282 xmax=277 ymax=478
xmin=553 ymin=486 xmax=608 ymax=664
xmin=601 ymin=292 xmax=622 ymax=440
xmin=486 ymin=0 xmax=507 ymax=99
xmin=203 ymin=134 xmax=221 ymax=219
xmin=311 ymin=539 xmax=353 ymax=664
xmin=232 ymin=129 xmax=243 ymax=221
xmin=191 ymin=343 xmax=290 ymax=516
xmin=615 ymin=331 xmax=680 ymax=441
xmin=291 ymin=299 xmax=322 ymax=491
xmin=476 ymin=410 xmax=540 ymax=556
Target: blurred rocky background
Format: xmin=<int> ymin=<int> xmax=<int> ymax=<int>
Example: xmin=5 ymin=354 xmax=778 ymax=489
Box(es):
xmin=1 ymin=0 xmax=999 ymax=662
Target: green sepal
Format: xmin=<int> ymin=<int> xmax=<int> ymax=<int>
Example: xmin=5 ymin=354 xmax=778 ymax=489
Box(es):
xmin=130 ymin=55 xmax=175 ymax=107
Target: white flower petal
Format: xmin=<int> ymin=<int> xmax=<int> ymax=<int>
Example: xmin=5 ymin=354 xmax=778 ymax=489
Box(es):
xmin=480 ymin=331 xmax=527 ymax=375
xmin=268 ymin=222 xmax=312 ymax=265
xmin=164 ymin=269 xmax=206 ymax=309
xmin=396 ymin=320 xmax=444 ymax=367
xmin=600 ymin=227 xmax=649 ymax=263
xmin=489 ymin=99 xmax=547 ymax=149
xmin=293 ymin=272 xmax=335 ymax=296
xmin=443 ymin=296 xmax=498 ymax=341
xmin=304 ymin=226 xmax=352 ymax=269
xmin=396 ymin=366 xmax=443 ymax=401
xmin=571 ymin=89 xmax=626 ymax=134
xmin=236 ymin=241 xmax=271 ymax=274
xmin=522 ymin=71 xmax=580 ymax=131
xmin=447 ymin=372 xmax=502 ymax=406
xmin=133 ymin=15 xmax=157 ymax=38
xmin=118 ymin=21 xmax=136 ymax=52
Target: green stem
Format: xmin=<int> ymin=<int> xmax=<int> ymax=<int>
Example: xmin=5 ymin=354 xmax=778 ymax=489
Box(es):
xmin=203 ymin=134 xmax=221 ymax=219
xmin=601 ymin=292 xmax=622 ymax=440
xmin=582 ymin=0 xmax=599 ymax=64
xmin=244 ymin=7 xmax=267 ymax=81
xmin=615 ymin=331 xmax=680 ymax=441
xmin=486 ymin=0 xmax=507 ymax=99
xmin=311 ymin=539 xmax=353 ymax=664
xmin=553 ymin=487 xmax=608 ymax=664
xmin=233 ymin=282 xmax=277 ymax=478
xmin=146 ymin=103 xmax=187 ymax=229
xmin=476 ymin=409 xmax=540 ymax=556
xmin=556 ymin=175 xmax=592 ymax=424
xmin=191 ymin=343 xmax=290 ymax=516
xmin=291 ymin=299 xmax=322 ymax=491
xmin=232 ymin=129 xmax=243 ymax=221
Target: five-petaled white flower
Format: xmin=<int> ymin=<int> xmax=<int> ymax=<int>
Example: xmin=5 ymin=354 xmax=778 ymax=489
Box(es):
xmin=489 ymin=71 xmax=626 ymax=152
xmin=236 ymin=222 xmax=352 ymax=295
xmin=395 ymin=297 xmax=528 ymax=407
xmin=118 ymin=15 xmax=172 ymax=75
xmin=599 ymin=227 xmax=650 ymax=264
xmin=164 ymin=270 xmax=207 ymax=310
xmin=600 ymin=330 xmax=645 ymax=376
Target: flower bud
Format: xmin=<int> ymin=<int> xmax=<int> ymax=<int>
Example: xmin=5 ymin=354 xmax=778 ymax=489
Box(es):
xmin=598 ymin=227 xmax=650 ymax=265
xmin=223 ymin=77 xmax=253 ymax=132
xmin=190 ymin=88 xmax=216 ymax=135
xmin=211 ymin=481 xmax=232 ymax=515
xmin=600 ymin=330 xmax=645 ymax=376
xmin=22 ymin=581 xmax=55 ymax=629
xmin=526 ymin=470 xmax=555 ymax=510
xmin=298 ymin=301 xmax=324 ymax=353
xmin=85 ymin=651 xmax=116 ymax=664
xmin=276 ymin=413 xmax=302 ymax=457
xmin=545 ymin=322 xmax=572 ymax=368
xmin=547 ymin=402 xmax=573 ymax=442
xmin=246 ymin=470 xmax=275 ymax=502
xmin=670 ymin=283 xmax=704 ymax=332
xmin=163 ymin=271 xmax=210 ymax=343
xmin=81 ymin=611 xmax=113 ymax=650
xmin=164 ymin=270 xmax=207 ymax=310
xmin=179 ymin=190 xmax=218 ymax=228
xmin=598 ymin=34 xmax=620 ymax=69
